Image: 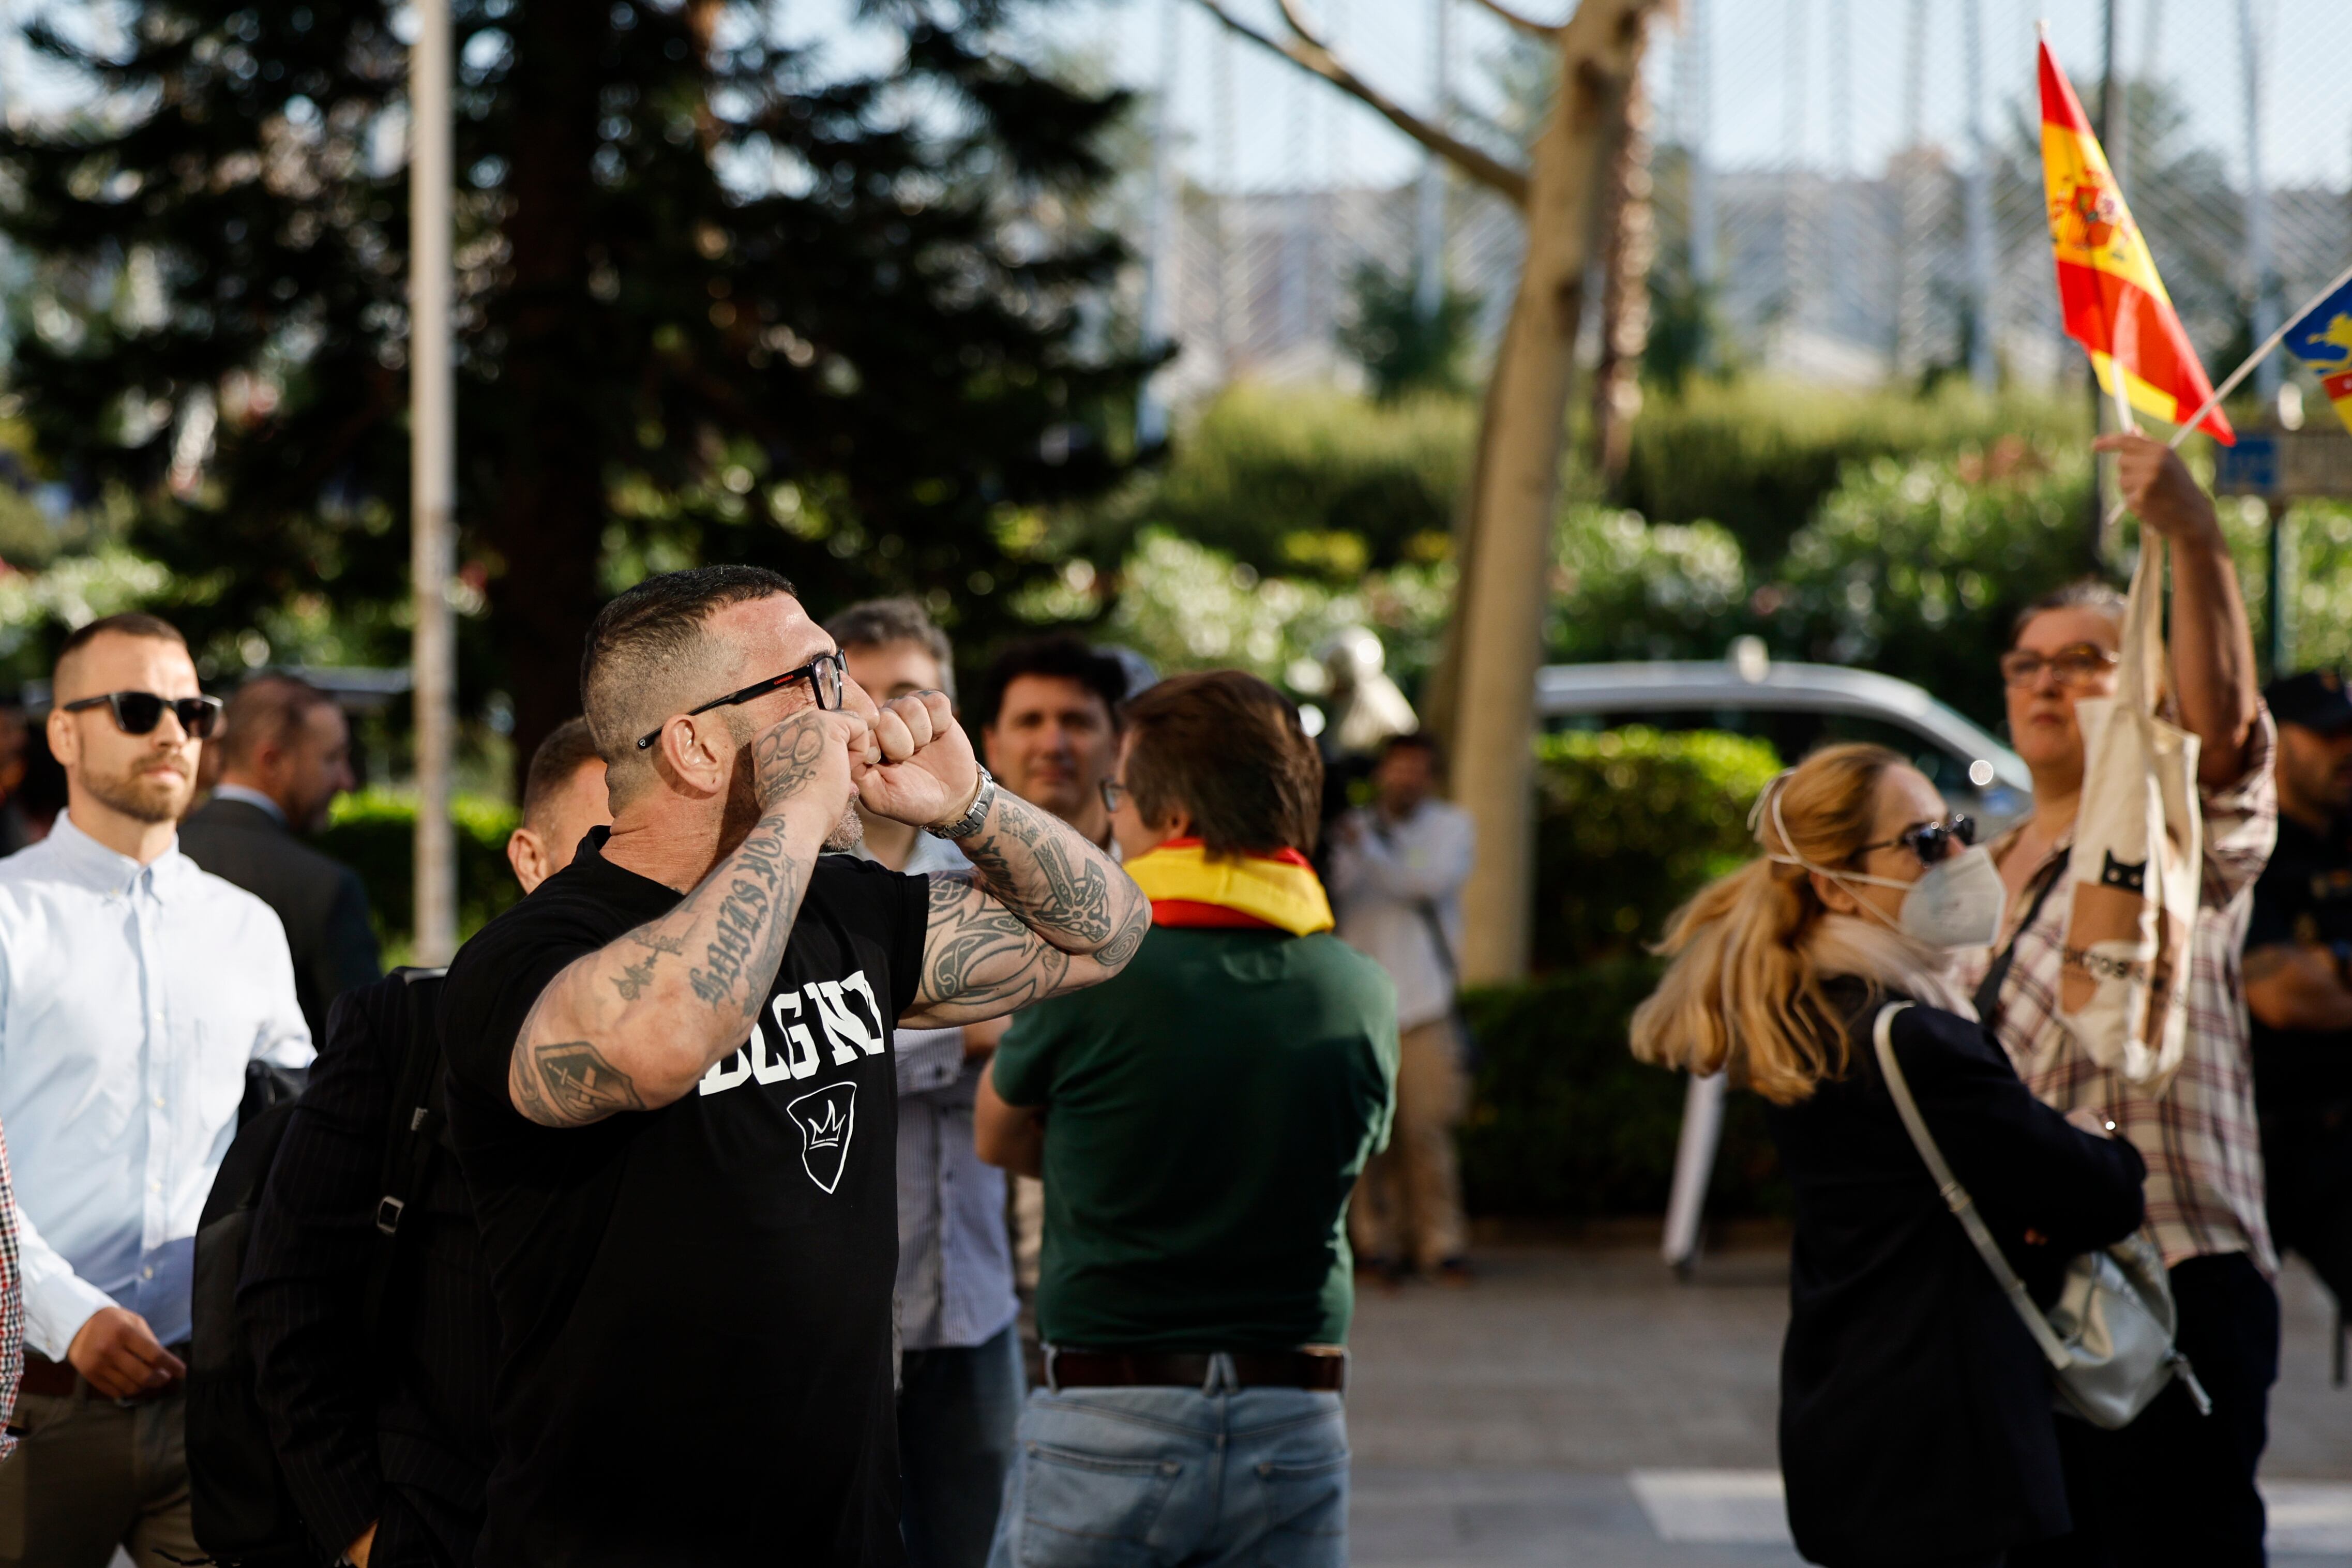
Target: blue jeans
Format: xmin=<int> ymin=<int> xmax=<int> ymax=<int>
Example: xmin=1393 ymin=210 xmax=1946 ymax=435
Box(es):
xmin=984 ymin=1369 xmax=1348 ymax=1568
xmin=900 ymin=1322 xmax=1028 ymax=1568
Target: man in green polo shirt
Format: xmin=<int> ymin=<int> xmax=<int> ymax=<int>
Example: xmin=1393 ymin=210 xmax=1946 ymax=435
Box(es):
xmin=976 ymin=668 xmax=1397 ymax=1568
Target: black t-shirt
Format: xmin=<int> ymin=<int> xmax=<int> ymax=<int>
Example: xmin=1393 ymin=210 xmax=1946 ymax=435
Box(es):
xmin=2244 ymin=812 xmax=2352 ymax=1112
xmin=440 ymin=830 xmax=929 ymax=1567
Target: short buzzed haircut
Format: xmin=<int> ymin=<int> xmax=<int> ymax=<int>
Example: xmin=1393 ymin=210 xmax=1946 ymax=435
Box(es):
xmin=580 ymin=565 xmax=798 ymax=795
xmin=976 ymin=635 xmax=1128 ymax=731
xmin=215 ymin=674 xmax=339 ymax=774
xmin=825 ymin=597 xmax=956 ymax=701
xmin=54 ymin=612 xmax=187 ymax=687
xmin=1122 ymin=670 xmax=1323 ymax=858
xmin=521 ymin=716 xmax=604 ymax=832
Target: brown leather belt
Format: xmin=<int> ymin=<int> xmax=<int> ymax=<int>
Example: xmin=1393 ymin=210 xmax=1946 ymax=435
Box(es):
xmin=1044 ymin=1348 xmax=1346 ymax=1393
xmin=19 ymin=1353 xmax=77 ymax=1399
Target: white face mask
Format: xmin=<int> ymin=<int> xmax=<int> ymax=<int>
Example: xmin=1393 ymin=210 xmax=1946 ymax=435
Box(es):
xmin=1768 ymin=788 xmax=2007 ymax=950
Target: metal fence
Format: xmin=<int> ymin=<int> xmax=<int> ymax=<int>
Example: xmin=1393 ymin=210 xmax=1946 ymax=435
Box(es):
xmin=1122 ymin=0 xmax=2352 ymax=406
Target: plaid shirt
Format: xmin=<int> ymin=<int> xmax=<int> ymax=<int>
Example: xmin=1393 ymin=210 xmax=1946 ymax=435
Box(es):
xmin=0 ymin=1123 xmax=20 ymax=1460
xmin=1959 ymin=710 xmax=2279 ymax=1275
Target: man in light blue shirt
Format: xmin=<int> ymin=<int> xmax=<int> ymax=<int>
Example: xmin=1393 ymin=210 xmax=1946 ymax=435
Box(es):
xmin=0 ymin=612 xmax=311 ymax=1566
xmin=829 ymin=600 xmax=1022 ymax=1568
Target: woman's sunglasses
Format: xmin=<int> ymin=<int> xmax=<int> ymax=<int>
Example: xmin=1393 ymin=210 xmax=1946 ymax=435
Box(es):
xmin=62 ymin=690 xmax=224 ymax=740
xmin=1856 ymin=814 xmax=1976 ymax=867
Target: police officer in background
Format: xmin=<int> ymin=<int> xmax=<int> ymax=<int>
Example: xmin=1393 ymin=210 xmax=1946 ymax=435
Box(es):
xmin=2243 ymin=669 xmax=2352 ymax=1319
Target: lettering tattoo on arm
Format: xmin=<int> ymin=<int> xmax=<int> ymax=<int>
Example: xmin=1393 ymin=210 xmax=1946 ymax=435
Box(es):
xmin=682 ymin=821 xmax=801 ymax=1020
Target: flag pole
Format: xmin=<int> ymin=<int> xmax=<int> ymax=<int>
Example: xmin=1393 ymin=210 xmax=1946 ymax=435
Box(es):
xmin=410 ymin=0 xmax=456 ymax=964
xmin=2100 ymin=254 xmax=2352 ymax=531
xmin=2162 ymin=254 xmax=2352 ymax=453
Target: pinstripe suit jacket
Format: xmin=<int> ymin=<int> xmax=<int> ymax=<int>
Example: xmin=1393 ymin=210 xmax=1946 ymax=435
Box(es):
xmin=238 ymin=972 xmax=496 ymax=1567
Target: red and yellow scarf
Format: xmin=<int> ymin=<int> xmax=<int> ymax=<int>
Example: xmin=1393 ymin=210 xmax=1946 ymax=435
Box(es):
xmin=1125 ymin=838 xmax=1334 ymax=936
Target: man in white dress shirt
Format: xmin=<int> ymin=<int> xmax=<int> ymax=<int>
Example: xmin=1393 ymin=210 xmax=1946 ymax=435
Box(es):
xmin=0 ymin=612 xmax=311 ymax=1566
xmin=1329 ymin=731 xmax=1475 ymax=1285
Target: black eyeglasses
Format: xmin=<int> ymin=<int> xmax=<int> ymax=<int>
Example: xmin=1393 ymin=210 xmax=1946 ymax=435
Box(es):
xmin=1099 ymin=777 xmax=1128 ymax=813
xmin=635 ymin=651 xmax=847 ymax=751
xmin=62 ymin=691 xmax=223 ymax=740
xmin=1857 ymin=815 xmax=1977 ymax=867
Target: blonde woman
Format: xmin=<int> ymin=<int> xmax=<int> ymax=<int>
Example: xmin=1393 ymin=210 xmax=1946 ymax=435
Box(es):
xmin=1632 ymin=744 xmax=2146 ymax=1568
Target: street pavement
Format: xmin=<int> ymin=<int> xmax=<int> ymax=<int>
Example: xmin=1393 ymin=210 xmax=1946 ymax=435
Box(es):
xmin=1347 ymin=1237 xmax=2352 ymax=1566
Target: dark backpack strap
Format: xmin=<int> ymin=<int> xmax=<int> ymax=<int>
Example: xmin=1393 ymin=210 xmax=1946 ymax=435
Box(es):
xmin=1974 ymin=858 xmax=2066 ymax=1022
xmin=361 ymin=968 xmax=447 ymax=1352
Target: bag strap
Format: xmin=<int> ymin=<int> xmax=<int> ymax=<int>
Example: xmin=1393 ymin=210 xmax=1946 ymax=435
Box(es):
xmin=2118 ymin=531 xmax=2166 ymax=718
xmin=1871 ymin=1002 xmax=2077 ymax=1373
xmin=1973 ymin=857 xmax=2066 ymax=1022
xmin=362 ymin=967 xmax=448 ymax=1351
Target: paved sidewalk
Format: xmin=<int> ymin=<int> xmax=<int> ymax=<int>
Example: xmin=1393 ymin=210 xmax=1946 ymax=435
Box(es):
xmin=1347 ymin=1241 xmax=2352 ymax=1565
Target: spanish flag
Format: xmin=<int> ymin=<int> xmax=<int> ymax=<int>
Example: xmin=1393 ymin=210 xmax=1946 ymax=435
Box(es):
xmin=2040 ymin=37 xmax=2234 ymax=444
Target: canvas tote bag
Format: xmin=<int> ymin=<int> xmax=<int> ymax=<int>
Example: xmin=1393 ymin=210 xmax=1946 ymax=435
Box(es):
xmin=2056 ymin=535 xmax=2202 ymax=1090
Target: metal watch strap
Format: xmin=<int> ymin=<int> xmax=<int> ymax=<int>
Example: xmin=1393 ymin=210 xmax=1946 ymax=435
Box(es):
xmin=923 ymin=764 xmax=996 ymax=839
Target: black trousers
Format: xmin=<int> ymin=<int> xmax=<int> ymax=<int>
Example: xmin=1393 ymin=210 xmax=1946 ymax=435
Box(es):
xmin=2014 ymin=1252 xmax=2280 ymax=1568
xmin=2263 ymin=1106 xmax=2352 ymax=1311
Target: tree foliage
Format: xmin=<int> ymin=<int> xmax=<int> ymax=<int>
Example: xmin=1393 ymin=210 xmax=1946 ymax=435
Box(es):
xmin=0 ymin=0 xmax=1150 ymax=765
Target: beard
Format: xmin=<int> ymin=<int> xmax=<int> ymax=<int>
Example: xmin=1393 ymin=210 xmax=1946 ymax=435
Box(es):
xmin=84 ymin=757 xmax=193 ymax=824
xmin=824 ymin=805 xmax=865 ymax=853
xmin=720 ymin=731 xmax=865 ymax=855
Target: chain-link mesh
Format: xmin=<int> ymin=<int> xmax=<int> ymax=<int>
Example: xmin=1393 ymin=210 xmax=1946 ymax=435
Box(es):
xmin=1133 ymin=0 xmax=2352 ymax=401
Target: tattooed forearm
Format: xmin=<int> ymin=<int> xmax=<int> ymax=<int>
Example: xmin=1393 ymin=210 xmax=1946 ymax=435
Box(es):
xmin=955 ymin=791 xmax=1133 ymax=952
xmin=682 ymin=821 xmax=801 ymax=1019
xmin=906 ymin=804 xmax=1152 ymax=1023
xmin=512 ymin=1040 xmax=647 ymax=1128
xmin=919 ymin=877 xmax=1073 ymax=1009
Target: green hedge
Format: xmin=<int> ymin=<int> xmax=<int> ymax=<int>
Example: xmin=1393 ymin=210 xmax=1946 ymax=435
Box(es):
xmin=1458 ymin=961 xmax=1786 ymax=1219
xmin=1532 ymin=727 xmax=1782 ymax=970
xmin=315 ymin=788 xmax=522 ymax=949
xmin=1619 ymin=379 xmax=2089 ymax=563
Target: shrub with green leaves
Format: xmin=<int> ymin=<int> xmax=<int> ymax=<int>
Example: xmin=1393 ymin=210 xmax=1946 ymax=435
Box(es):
xmin=1458 ymin=960 xmax=1787 ymax=1219
xmin=1548 ymin=503 xmax=1750 ymax=664
xmin=1143 ymin=386 xmax=1473 ymax=582
xmin=1620 ymin=379 xmax=2089 ymax=562
xmin=1106 ymin=529 xmax=1453 ymax=701
xmin=316 ymin=789 xmax=522 ymax=952
xmin=1532 ymin=727 xmax=1782 ymax=969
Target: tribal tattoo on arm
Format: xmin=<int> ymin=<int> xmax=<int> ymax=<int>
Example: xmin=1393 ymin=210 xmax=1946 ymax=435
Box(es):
xmin=903 ymin=791 xmax=1150 ymax=1026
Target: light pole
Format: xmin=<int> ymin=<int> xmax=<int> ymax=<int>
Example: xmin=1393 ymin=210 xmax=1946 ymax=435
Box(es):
xmin=411 ymin=0 xmax=456 ymax=964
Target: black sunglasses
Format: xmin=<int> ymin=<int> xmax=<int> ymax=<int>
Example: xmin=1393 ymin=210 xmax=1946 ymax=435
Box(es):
xmin=62 ymin=690 xmax=223 ymax=740
xmin=1857 ymin=814 xmax=1977 ymax=867
xmin=635 ymin=651 xmax=848 ymax=751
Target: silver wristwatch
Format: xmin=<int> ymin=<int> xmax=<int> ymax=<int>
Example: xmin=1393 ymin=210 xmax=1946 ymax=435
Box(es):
xmin=923 ymin=764 xmax=997 ymax=840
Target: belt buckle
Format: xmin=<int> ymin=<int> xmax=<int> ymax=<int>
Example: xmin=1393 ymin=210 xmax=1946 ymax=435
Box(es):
xmin=1042 ymin=1344 xmax=1061 ymax=1394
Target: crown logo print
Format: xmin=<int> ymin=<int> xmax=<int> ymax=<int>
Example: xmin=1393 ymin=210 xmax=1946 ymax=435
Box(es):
xmin=787 ymin=1083 xmax=857 ymax=1195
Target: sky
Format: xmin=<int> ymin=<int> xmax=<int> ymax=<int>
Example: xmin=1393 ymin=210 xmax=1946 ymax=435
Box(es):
xmin=6 ymin=0 xmax=2344 ymax=201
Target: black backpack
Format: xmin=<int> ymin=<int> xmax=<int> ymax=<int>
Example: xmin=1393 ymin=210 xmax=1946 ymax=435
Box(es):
xmin=187 ymin=969 xmax=449 ymax=1567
